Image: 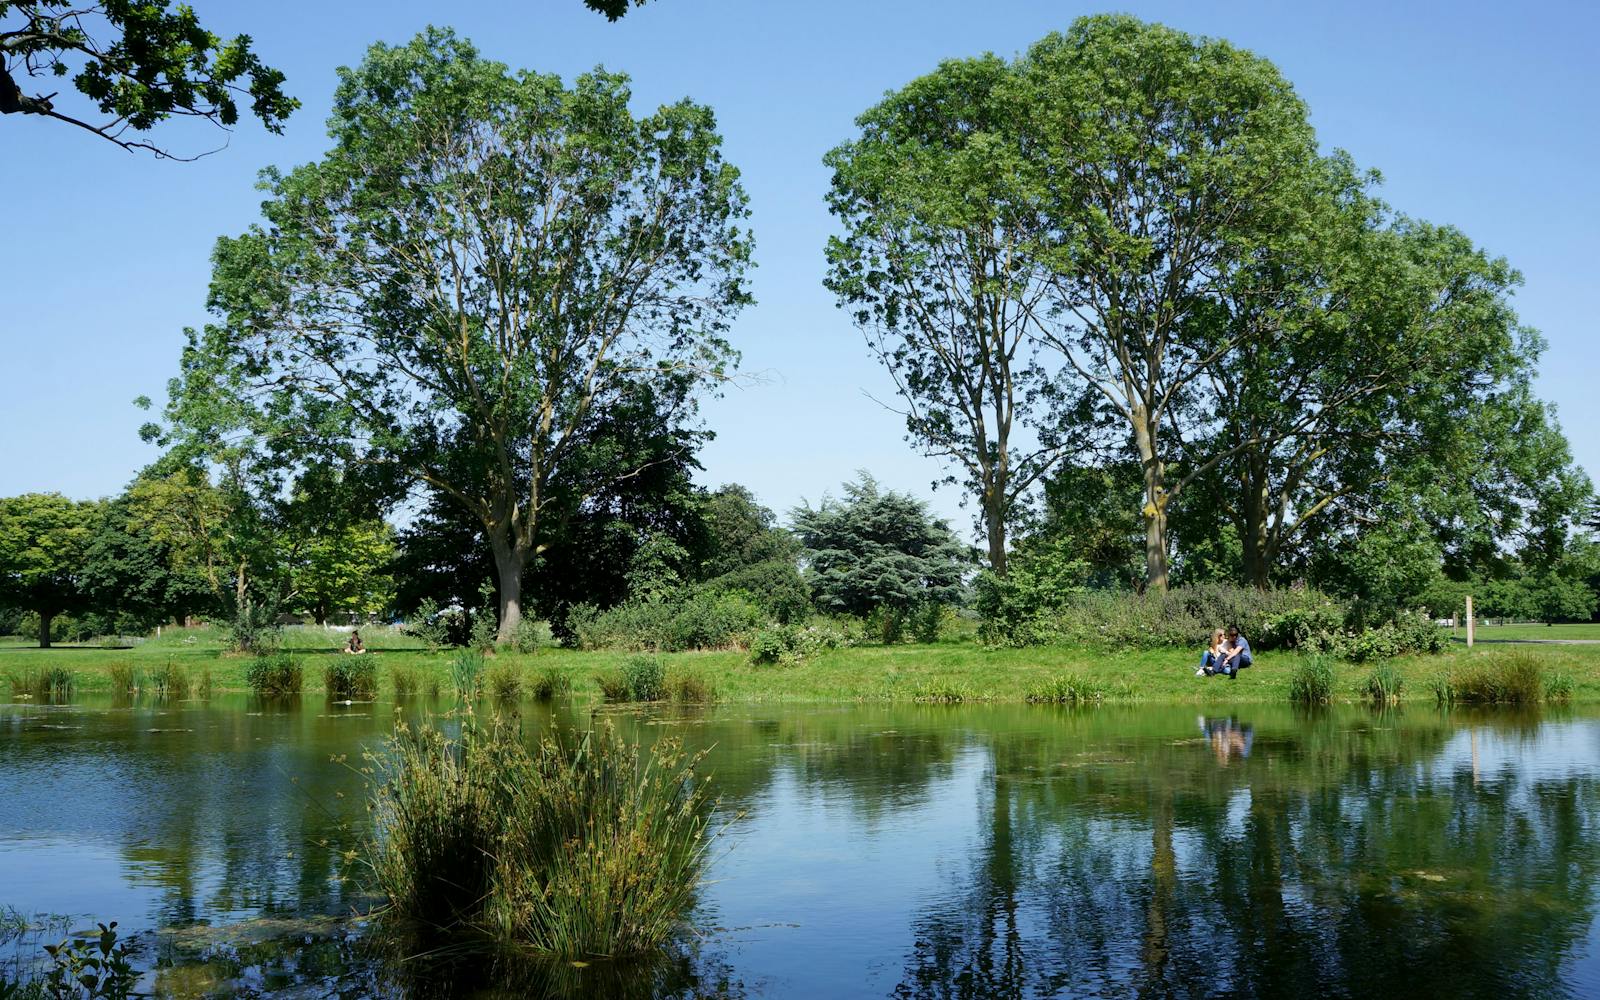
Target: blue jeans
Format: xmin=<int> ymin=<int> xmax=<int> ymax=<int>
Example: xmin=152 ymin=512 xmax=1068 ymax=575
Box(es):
xmin=1199 ymin=651 xmax=1220 ymax=674
xmin=1219 ymin=653 xmax=1253 ymax=677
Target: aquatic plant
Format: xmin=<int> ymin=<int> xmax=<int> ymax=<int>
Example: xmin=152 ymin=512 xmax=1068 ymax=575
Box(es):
xmin=529 ymin=668 xmax=571 ymax=701
xmin=324 ymin=657 xmax=377 ymax=700
xmin=391 ymin=665 xmax=421 ymax=698
xmin=196 ymin=665 xmax=214 ymax=700
xmin=666 ymin=671 xmax=716 ymax=704
xmin=1362 ymin=662 xmax=1404 ymax=705
xmin=1448 ymin=653 xmax=1545 ymax=705
xmin=622 ymin=656 xmax=665 ymax=701
xmin=486 ymin=661 xmax=523 ymax=702
xmin=1288 ymin=656 xmax=1335 ymax=706
xmin=1546 ymin=670 xmax=1575 ymax=704
xmin=42 ymin=921 xmax=137 ymax=1000
xmin=449 ymin=650 xmax=484 ymax=701
xmin=151 ymin=660 xmax=190 ymax=700
xmin=246 ymin=653 xmax=303 ymax=698
xmin=595 ymin=671 xmax=632 ymax=703
xmin=106 ymin=663 xmax=143 ymax=696
xmin=369 ymin=719 xmax=717 ymax=961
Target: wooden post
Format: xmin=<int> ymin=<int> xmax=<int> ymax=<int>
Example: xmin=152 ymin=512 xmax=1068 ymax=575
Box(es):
xmin=1465 ymin=595 xmax=1474 ymax=649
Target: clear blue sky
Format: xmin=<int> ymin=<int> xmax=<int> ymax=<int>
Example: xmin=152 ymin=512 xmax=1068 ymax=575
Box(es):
xmin=2 ymin=0 xmax=1595 ymax=535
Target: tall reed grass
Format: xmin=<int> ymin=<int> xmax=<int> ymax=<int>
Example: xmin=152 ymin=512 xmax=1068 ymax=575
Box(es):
xmin=450 ymin=650 xmax=484 ymax=701
xmin=325 ymin=657 xmax=377 ymax=700
xmin=1288 ymin=656 xmax=1335 ymax=706
xmin=369 ymin=719 xmax=716 ymax=961
xmin=1433 ymin=652 xmax=1547 ymax=705
xmin=246 ymin=653 xmax=303 ymax=697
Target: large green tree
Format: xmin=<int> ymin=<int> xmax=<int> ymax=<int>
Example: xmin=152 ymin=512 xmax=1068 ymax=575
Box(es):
xmin=167 ymin=29 xmax=754 ymax=642
xmin=791 ymin=473 xmax=967 ymax=617
xmin=825 ymin=54 xmax=1086 ymax=576
xmin=0 ymin=492 xmax=100 ymax=646
xmin=1013 ymin=16 xmax=1326 ymax=591
xmin=1 ymin=1 xmax=293 ymax=156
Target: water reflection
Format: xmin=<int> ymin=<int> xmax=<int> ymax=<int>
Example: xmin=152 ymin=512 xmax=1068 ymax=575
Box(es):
xmin=3 ymin=697 xmax=1600 ymax=997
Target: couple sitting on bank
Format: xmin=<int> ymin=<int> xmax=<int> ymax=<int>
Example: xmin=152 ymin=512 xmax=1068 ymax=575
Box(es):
xmin=1196 ymin=626 xmax=1251 ymax=679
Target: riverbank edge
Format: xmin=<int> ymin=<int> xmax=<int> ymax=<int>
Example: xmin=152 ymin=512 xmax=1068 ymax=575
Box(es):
xmin=5 ymin=639 xmax=1600 ymax=706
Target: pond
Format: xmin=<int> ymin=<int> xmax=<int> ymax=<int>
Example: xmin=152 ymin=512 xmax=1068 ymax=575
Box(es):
xmin=3 ymin=694 xmax=1600 ymax=998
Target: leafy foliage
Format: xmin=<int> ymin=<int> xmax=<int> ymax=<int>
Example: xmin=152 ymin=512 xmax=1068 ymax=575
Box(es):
xmin=0 ymin=1 xmax=295 ymax=156
xmin=792 ymin=473 xmax=967 ymax=618
xmin=324 ymin=657 xmax=377 ymax=700
xmin=245 ymin=652 xmax=301 ymax=697
xmin=0 ymin=493 xmax=99 ymax=646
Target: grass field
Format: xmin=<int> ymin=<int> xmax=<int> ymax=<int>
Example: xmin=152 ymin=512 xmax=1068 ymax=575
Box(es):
xmin=5 ymin=624 xmax=1600 ymax=705
xmin=1454 ymin=623 xmax=1600 ymax=642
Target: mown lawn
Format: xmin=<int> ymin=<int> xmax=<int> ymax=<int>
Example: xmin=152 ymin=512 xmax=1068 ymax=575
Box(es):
xmin=1458 ymin=623 xmax=1600 ymax=642
xmin=5 ymin=625 xmax=1600 ymax=705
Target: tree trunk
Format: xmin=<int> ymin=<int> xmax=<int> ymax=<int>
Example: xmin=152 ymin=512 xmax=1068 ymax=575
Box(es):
xmin=1133 ymin=408 xmax=1170 ymax=592
xmin=1240 ymin=460 xmax=1273 ymax=589
xmin=490 ymin=535 xmax=526 ymax=645
xmin=984 ymin=493 xmax=1009 ymax=577
xmin=38 ymin=610 xmax=53 ymax=649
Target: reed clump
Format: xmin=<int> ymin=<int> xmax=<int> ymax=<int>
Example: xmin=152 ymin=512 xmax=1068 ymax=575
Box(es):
xmin=325 ymin=657 xmax=378 ymax=700
xmin=391 ymin=664 xmax=422 ymax=698
xmin=152 ymin=660 xmax=190 ymax=700
xmin=486 ymin=660 xmax=523 ymax=703
xmin=246 ymin=652 xmax=303 ymax=698
xmin=529 ymin=668 xmax=572 ymax=701
xmin=666 ymin=670 xmax=716 ymax=704
xmin=1437 ymin=652 xmax=1546 ymax=705
xmin=1288 ymin=656 xmax=1336 ymax=706
xmin=1362 ymin=662 xmax=1404 ymax=705
xmin=450 ymin=650 xmax=484 ymax=701
xmin=369 ymin=719 xmax=716 ymax=961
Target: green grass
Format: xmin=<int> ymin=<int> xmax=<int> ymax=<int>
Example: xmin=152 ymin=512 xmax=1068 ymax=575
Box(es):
xmin=7 ymin=625 xmax=1600 ymax=705
xmin=1457 ymin=623 xmax=1600 ymax=642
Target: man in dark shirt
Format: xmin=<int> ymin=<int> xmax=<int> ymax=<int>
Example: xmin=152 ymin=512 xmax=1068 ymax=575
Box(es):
xmin=1219 ymin=626 xmax=1252 ymax=679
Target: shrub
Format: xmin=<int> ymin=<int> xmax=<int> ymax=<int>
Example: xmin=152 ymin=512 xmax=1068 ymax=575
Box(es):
xmin=748 ymin=626 xmax=790 ymax=666
xmin=1336 ymin=610 xmax=1447 ymax=662
xmin=1288 ymin=656 xmax=1336 ymax=706
xmin=910 ymin=602 xmax=946 ymax=644
xmin=368 ymin=720 xmax=716 ymax=960
xmin=325 ymin=657 xmax=378 ymax=700
xmin=510 ymin=617 xmax=555 ymax=655
xmin=226 ymin=592 xmax=282 ymax=654
xmin=748 ymin=619 xmax=858 ymax=665
xmin=574 ymin=591 xmax=766 ymax=653
xmin=403 ymin=598 xmax=454 ymax=651
xmin=246 ymin=653 xmax=303 ymax=697
xmin=152 ymin=660 xmax=190 ymax=700
xmin=486 ymin=661 xmax=523 ymax=702
xmin=1362 ymin=662 xmax=1404 ymax=705
xmin=391 ymin=665 xmax=422 ymax=698
xmin=666 ymin=671 xmax=715 ymax=704
xmin=530 ymin=668 xmax=572 ymax=701
xmin=1025 ymin=673 xmax=1117 ymax=705
xmin=469 ymin=609 xmax=498 ymax=652
xmin=450 ymin=650 xmax=485 ymax=701
xmin=865 ymin=606 xmax=906 ymax=645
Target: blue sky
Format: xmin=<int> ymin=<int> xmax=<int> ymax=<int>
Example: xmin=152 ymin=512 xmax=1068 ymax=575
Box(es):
xmin=2 ymin=0 xmax=1594 ymax=536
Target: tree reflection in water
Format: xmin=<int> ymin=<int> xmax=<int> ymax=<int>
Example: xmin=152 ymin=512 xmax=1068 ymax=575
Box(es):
xmin=894 ymin=711 xmax=1600 ymax=1000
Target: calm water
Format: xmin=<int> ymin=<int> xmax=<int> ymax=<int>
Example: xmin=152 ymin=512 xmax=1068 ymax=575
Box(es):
xmin=3 ymin=693 xmax=1600 ymax=998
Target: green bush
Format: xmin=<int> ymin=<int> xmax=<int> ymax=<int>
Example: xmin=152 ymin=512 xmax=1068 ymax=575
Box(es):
xmin=1362 ymin=662 xmax=1404 ymax=705
xmin=1546 ymin=670 xmax=1575 ymax=703
xmin=748 ymin=619 xmax=859 ymax=665
xmin=510 ymin=617 xmax=555 ymax=654
xmin=403 ymin=598 xmax=453 ymax=651
xmin=595 ymin=671 xmax=632 ymax=702
xmin=748 ymin=626 xmax=790 ymax=665
xmin=572 ymin=591 xmax=766 ymax=652
xmin=246 ymin=653 xmax=303 ymax=697
xmin=911 ymin=602 xmax=947 ymax=644
xmin=865 ymin=606 xmax=906 ymax=645
xmin=325 ymin=657 xmax=378 ymax=700
xmin=369 ymin=720 xmax=715 ymax=960
xmin=1288 ymin=656 xmax=1336 ymax=705
xmin=1336 ymin=610 xmax=1447 ymax=662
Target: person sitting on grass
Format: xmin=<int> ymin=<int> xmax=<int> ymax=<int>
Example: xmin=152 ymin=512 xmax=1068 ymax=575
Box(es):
xmin=1218 ymin=626 xmax=1252 ymax=679
xmin=1196 ymin=628 xmax=1226 ymax=677
xmin=344 ymin=630 xmax=366 ymax=655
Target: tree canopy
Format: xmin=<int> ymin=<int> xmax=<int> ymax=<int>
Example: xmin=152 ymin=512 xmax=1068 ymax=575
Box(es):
xmin=164 ymin=28 xmax=754 ymax=641
xmin=0 ymin=492 xmax=100 ymax=646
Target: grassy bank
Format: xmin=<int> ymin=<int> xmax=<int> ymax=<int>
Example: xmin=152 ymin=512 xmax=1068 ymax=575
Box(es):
xmin=5 ymin=626 xmax=1600 ymax=705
